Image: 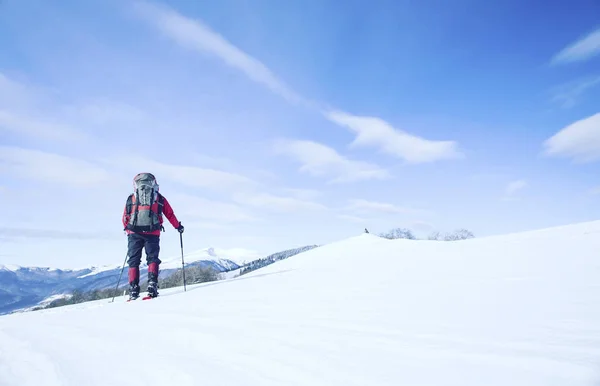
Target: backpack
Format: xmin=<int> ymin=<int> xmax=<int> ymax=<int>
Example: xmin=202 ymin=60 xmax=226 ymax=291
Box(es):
xmin=124 ymin=173 xmax=165 ymax=233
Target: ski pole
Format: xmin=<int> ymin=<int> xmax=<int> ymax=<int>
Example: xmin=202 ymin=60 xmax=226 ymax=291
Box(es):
xmin=180 ymin=232 xmax=187 ymax=291
xmin=111 ymin=253 xmax=129 ymax=303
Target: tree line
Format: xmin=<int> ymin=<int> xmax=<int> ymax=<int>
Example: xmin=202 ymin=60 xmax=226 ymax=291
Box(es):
xmin=33 ymin=265 xmax=220 ymax=311
xmin=377 ymin=228 xmax=475 ymax=241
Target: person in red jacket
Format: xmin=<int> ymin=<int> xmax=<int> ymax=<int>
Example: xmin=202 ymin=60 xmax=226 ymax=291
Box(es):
xmin=122 ymin=172 xmax=184 ymax=300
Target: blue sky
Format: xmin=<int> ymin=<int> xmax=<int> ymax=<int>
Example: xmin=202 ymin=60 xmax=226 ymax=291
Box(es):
xmin=1 ymin=0 xmax=600 ymax=268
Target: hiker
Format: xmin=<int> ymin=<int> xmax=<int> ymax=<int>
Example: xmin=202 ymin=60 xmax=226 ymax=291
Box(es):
xmin=122 ymin=172 xmax=184 ymax=300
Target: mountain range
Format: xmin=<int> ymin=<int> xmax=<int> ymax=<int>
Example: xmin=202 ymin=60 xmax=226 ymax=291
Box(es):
xmin=0 ymin=245 xmax=317 ymax=315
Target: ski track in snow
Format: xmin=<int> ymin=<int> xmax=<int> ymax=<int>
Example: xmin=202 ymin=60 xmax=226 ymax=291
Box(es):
xmin=3 ymin=222 xmax=600 ymax=385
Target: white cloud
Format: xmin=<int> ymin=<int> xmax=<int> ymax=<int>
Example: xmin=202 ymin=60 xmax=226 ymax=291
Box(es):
xmin=551 ymin=28 xmax=600 ymax=65
xmin=0 ymin=146 xmax=112 ymax=188
xmin=543 ymin=113 xmax=600 ymax=162
xmin=550 ymin=76 xmax=600 ymax=108
xmin=0 ymin=73 xmax=91 ymax=143
xmin=505 ymin=180 xmax=527 ymax=196
xmin=0 ymin=110 xmax=88 ymax=142
xmin=326 ymin=110 xmax=463 ymax=163
xmin=345 ymin=199 xmax=427 ymax=215
xmin=103 ymin=155 xmax=258 ymax=192
xmin=170 ymin=193 xmax=257 ymax=223
xmin=232 ymin=192 xmax=326 ymax=213
xmin=133 ymin=0 xmax=305 ymax=105
xmin=274 ymin=139 xmax=390 ymax=183
xmin=0 ymin=227 xmax=113 ymax=241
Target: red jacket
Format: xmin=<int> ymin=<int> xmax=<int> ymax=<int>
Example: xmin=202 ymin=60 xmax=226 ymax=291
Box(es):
xmin=122 ymin=194 xmax=180 ymax=236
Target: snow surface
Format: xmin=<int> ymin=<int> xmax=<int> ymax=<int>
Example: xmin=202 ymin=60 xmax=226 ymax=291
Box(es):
xmin=2 ymin=221 xmax=600 ymax=385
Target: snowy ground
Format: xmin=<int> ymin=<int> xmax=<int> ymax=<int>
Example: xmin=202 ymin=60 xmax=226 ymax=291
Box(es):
xmin=2 ymin=221 xmax=600 ymax=385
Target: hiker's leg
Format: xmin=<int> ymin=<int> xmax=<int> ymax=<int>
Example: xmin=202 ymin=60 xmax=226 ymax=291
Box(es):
xmin=127 ymin=234 xmax=145 ymax=283
xmin=145 ymin=235 xmax=161 ymax=297
xmin=145 ymin=235 xmax=161 ymax=276
xmin=127 ymin=233 xmax=144 ymax=297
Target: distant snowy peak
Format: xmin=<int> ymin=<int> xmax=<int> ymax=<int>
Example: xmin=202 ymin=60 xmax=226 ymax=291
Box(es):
xmin=180 ymin=247 xmax=262 ymax=266
xmin=0 ymin=264 xmax=21 ymax=272
xmin=77 ymin=264 xmax=123 ymax=278
xmin=0 ymin=264 xmax=66 ymax=273
xmin=158 ymin=247 xmax=246 ymax=271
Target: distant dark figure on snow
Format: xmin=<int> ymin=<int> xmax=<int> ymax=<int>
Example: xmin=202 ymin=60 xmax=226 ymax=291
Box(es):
xmin=365 ymin=228 xmax=369 ymax=233
xmin=122 ymin=172 xmax=184 ymax=300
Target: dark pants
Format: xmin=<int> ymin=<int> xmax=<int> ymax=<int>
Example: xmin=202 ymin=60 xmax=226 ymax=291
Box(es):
xmin=127 ymin=233 xmax=161 ymax=286
xmin=127 ymin=233 xmax=161 ymax=267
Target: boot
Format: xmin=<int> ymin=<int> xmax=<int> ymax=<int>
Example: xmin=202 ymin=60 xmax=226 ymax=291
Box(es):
xmin=129 ymin=283 xmax=140 ymax=300
xmin=146 ymin=262 xmax=159 ymax=298
xmin=146 ymin=279 xmax=158 ymax=298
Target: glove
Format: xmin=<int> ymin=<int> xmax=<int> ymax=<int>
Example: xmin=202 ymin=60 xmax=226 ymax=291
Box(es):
xmin=177 ymin=222 xmax=184 ymax=233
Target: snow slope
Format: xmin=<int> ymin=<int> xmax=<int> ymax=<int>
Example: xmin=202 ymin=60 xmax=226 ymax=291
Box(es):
xmin=2 ymin=221 xmax=600 ymax=385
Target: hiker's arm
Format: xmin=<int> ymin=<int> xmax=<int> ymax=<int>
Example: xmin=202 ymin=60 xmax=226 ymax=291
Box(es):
xmin=122 ymin=201 xmax=130 ymax=230
xmin=162 ymin=197 xmax=181 ymax=229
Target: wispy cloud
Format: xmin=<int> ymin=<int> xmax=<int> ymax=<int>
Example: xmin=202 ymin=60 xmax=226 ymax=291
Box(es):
xmin=504 ymin=180 xmax=527 ymax=197
xmin=0 ymin=146 xmax=112 ymax=188
xmin=102 ymin=155 xmax=258 ymax=192
xmin=0 ymin=227 xmax=113 ymax=241
xmin=62 ymin=101 xmax=147 ymax=125
xmin=345 ymin=199 xmax=428 ymax=215
xmin=550 ymin=76 xmax=600 ymax=108
xmin=0 ymin=72 xmax=33 ymax=108
xmin=586 ymin=186 xmax=600 ymax=196
xmin=274 ymin=139 xmax=390 ymax=183
xmin=551 ymin=27 xmax=600 ymax=65
xmin=282 ymin=188 xmax=322 ymax=201
xmin=326 ymin=110 xmax=463 ymax=163
xmin=543 ymin=113 xmax=600 ymax=162
xmin=0 ymin=110 xmax=88 ymax=142
xmin=171 ymin=193 xmax=258 ymax=223
xmin=133 ymin=1 xmax=462 ymax=166
xmin=0 ymin=73 xmax=90 ymax=143
xmin=232 ymin=192 xmax=326 ymax=213
xmin=132 ymin=0 xmax=305 ymax=105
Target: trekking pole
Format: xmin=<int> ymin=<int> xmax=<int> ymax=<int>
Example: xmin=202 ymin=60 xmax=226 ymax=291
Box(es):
xmin=111 ymin=253 xmax=129 ymax=303
xmin=180 ymin=232 xmax=187 ymax=292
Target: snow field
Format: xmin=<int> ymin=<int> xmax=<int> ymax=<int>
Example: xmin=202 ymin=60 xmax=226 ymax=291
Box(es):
xmin=2 ymin=222 xmax=600 ymax=385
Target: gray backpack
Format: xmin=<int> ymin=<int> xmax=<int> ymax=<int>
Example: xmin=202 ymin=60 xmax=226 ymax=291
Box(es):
xmin=125 ymin=173 xmax=164 ymax=233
